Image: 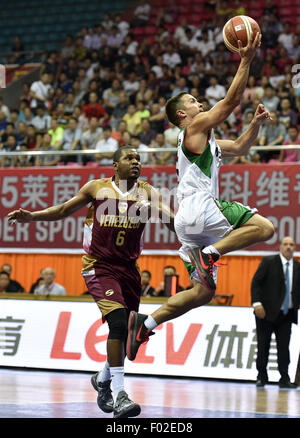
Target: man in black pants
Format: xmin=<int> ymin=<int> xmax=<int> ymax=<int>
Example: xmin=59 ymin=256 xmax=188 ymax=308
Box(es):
xmin=251 ymin=236 xmax=300 ymax=388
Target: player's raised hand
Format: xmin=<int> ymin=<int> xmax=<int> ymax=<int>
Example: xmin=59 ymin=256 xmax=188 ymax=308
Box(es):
xmin=238 ymin=31 xmax=261 ymax=62
xmin=7 ymin=208 xmax=33 ymax=223
xmin=253 ymin=103 xmax=272 ymax=125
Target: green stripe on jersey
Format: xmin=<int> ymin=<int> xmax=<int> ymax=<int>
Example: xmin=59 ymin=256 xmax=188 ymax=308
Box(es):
xmin=181 ymin=134 xmax=213 ymax=179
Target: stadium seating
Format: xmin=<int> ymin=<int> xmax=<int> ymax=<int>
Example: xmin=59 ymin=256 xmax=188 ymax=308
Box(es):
xmin=0 ymin=0 xmax=135 ymax=58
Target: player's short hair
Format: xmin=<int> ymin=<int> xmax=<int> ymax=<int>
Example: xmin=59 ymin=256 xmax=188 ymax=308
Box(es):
xmin=166 ymin=92 xmax=188 ymax=127
xmin=113 ymin=146 xmax=135 ymax=163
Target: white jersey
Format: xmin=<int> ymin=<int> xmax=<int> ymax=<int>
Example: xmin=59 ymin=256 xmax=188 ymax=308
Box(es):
xmin=176 ymin=125 xmax=222 ymax=203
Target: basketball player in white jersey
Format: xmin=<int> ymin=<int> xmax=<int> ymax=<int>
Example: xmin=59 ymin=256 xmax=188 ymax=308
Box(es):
xmin=126 ymin=31 xmax=275 ymax=361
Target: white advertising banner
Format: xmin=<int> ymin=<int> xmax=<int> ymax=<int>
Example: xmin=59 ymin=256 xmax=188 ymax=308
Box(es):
xmin=0 ymin=300 xmax=299 ymax=382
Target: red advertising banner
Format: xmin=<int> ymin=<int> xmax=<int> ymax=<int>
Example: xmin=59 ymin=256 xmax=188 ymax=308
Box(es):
xmin=0 ymin=164 xmax=300 ymax=254
xmin=0 ymin=166 xmax=178 ymax=253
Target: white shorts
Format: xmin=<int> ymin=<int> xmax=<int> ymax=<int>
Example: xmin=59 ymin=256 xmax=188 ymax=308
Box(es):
xmin=175 ymin=192 xmax=257 ymax=283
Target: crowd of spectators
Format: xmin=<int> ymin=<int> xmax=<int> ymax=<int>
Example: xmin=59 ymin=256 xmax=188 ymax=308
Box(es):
xmin=1 ymin=0 xmax=300 ymax=167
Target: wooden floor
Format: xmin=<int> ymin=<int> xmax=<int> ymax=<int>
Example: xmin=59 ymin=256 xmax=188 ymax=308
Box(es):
xmin=0 ymin=368 xmax=300 ymax=419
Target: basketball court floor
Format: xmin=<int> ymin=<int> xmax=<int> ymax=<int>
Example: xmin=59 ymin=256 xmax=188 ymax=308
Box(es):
xmin=0 ymin=368 xmax=299 ymax=418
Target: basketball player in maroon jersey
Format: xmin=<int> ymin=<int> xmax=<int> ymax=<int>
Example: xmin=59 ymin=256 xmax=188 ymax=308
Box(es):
xmin=7 ymin=146 xmax=175 ymax=418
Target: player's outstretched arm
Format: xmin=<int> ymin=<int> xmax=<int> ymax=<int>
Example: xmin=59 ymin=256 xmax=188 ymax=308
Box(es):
xmin=218 ymin=104 xmax=271 ymax=157
xmin=7 ymin=180 xmax=95 ymax=223
xmin=189 ymin=32 xmax=261 ymax=135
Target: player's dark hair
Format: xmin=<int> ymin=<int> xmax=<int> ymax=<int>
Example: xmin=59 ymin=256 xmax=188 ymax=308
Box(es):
xmin=113 ymin=146 xmax=134 ymax=163
xmin=166 ymin=92 xmax=188 ymax=127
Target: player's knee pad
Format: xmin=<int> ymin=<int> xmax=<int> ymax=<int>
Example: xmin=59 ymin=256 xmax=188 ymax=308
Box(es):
xmin=106 ymin=308 xmax=128 ymax=341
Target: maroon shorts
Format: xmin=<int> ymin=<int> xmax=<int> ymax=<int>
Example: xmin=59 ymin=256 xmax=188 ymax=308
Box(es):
xmin=82 ymin=260 xmax=141 ymax=314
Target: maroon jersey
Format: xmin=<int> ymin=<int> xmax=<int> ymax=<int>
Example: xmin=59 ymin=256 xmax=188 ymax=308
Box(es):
xmin=82 ymin=177 xmax=151 ymax=272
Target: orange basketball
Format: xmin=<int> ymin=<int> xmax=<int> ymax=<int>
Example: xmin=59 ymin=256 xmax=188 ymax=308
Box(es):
xmin=222 ymin=15 xmax=261 ymax=53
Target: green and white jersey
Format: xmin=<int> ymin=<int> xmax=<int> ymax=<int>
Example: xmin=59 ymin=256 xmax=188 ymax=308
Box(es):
xmin=176 ymin=125 xmax=222 ymax=203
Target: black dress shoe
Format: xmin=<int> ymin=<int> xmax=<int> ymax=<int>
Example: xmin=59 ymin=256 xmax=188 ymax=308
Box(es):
xmin=256 ymin=379 xmax=267 ymax=387
xmin=279 ymin=381 xmax=297 ymax=389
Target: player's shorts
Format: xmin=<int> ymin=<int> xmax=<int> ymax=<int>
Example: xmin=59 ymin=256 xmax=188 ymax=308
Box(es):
xmin=82 ymin=260 xmax=141 ymax=318
xmin=175 ymin=192 xmax=257 ymax=284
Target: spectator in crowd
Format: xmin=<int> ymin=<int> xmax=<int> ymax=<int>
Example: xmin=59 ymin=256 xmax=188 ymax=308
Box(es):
xmin=34 ymin=267 xmax=66 ymax=295
xmin=132 ymin=0 xmax=151 ymax=26
xmin=162 ymin=43 xmax=182 ymax=70
xmin=82 ymin=92 xmax=108 ymax=125
xmin=103 ymin=79 xmax=122 ymax=115
xmin=261 ymin=85 xmax=280 ymax=112
xmin=122 ymin=104 xmax=142 ymax=136
xmin=48 ymin=118 xmax=64 ymax=148
xmin=0 ymin=271 xmax=11 ymax=293
xmin=123 ymin=71 xmax=140 ymax=101
xmin=24 ymin=124 xmax=41 ymax=151
xmin=148 ymin=102 xmax=166 ymax=133
xmin=241 ymin=76 xmax=261 ymax=108
xmin=111 ymin=120 xmax=129 ymax=148
xmin=15 ymin=121 xmax=28 ymax=145
xmin=30 ymin=73 xmax=53 ymax=112
xmin=107 ymin=26 xmax=124 ymax=50
xmin=135 ymin=78 xmax=153 ymax=106
xmin=141 ymin=270 xmax=155 ymax=296
xmin=153 ymin=265 xmax=184 ymax=297
xmin=56 ymin=117 xmax=82 ymax=164
xmin=164 ymin=122 xmax=180 ymax=147
xmin=258 ymin=111 xmax=286 ymax=162
xmin=110 ymin=91 xmax=128 ymax=129
xmin=29 ymin=268 xmax=46 ymax=294
xmin=194 ymin=30 xmax=216 ymax=58
xmin=0 ymin=96 xmax=11 ymax=121
xmin=101 ymin=12 xmax=114 ymax=32
xmin=52 ymin=102 xmax=69 ymax=128
xmin=95 ymin=125 xmax=118 ymax=165
xmin=138 ymin=119 xmax=157 ymax=146
xmin=0 ymin=134 xmax=18 ymax=167
xmin=0 ymin=110 xmax=7 ymax=133
xmin=278 ymin=21 xmax=294 ymax=52
xmin=287 ymin=35 xmax=300 ymax=61
xmin=1 ymin=263 xmax=25 ymax=292
xmin=279 ymin=125 xmax=300 ymax=163
xmin=262 ymin=13 xmax=282 ymax=49
xmin=72 ymin=105 xmax=89 ymax=132
xmin=60 ymin=34 xmax=75 ymax=59
xmin=205 ymin=75 xmax=226 ymax=107
xmin=35 ymin=133 xmax=59 ymax=167
xmin=64 ymin=92 xmax=77 ymax=115
xmin=31 ymin=105 xmax=51 ymax=134
xmin=81 ymin=116 xmax=103 ymax=164
xmin=278 ymin=98 xmax=298 ymax=129
xmin=171 ymin=76 xmax=189 ymax=98
xmin=130 ymin=135 xmax=151 ymax=165
xmin=0 ymin=122 xmax=15 ymax=145
xmin=136 ymin=101 xmax=150 ymax=122
xmin=114 ymin=13 xmax=130 ymax=38
xmin=150 ymin=132 xmax=175 ymax=165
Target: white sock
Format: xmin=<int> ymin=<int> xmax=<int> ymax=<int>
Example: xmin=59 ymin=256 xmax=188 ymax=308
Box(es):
xmin=144 ymin=315 xmax=158 ymax=331
xmin=110 ymin=366 xmax=124 ymax=399
xmin=97 ymin=361 xmax=111 ymax=383
xmin=202 ymin=245 xmax=220 ymax=257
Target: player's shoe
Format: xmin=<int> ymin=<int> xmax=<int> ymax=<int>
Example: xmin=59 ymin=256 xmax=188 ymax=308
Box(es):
xmin=187 ymin=248 xmax=220 ymax=292
xmin=91 ymin=373 xmax=114 ymax=413
xmin=126 ymin=311 xmax=155 ymax=361
xmin=113 ymin=390 xmax=141 ymax=418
